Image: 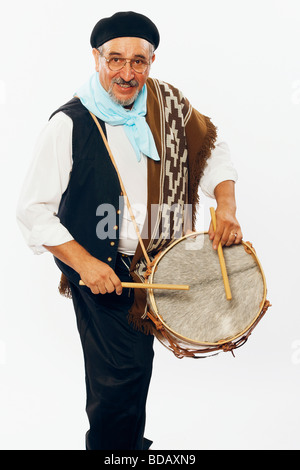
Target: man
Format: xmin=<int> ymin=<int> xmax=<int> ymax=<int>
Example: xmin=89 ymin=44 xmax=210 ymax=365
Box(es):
xmin=17 ymin=12 xmax=242 ymax=450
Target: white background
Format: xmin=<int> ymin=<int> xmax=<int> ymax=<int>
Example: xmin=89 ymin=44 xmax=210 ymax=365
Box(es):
xmin=1 ymin=0 xmax=300 ymax=450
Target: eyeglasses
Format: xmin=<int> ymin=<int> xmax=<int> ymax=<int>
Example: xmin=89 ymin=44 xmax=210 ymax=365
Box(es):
xmin=101 ymin=55 xmax=150 ymax=74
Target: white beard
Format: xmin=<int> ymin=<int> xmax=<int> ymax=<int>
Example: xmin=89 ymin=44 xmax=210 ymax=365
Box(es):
xmin=108 ymin=87 xmax=140 ymax=107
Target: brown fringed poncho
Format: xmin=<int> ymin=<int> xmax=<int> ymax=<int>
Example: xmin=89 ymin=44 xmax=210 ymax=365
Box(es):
xmin=59 ymin=77 xmax=217 ymax=333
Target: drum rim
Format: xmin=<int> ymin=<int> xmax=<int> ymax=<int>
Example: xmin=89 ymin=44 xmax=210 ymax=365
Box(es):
xmin=148 ymin=231 xmax=267 ymax=347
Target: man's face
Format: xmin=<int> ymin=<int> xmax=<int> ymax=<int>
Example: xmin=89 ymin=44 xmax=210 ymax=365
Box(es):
xmin=93 ymin=37 xmax=155 ymax=107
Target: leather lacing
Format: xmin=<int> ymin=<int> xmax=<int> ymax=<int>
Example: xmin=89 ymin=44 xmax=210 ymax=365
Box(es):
xmin=146 ymin=300 xmax=271 ymax=359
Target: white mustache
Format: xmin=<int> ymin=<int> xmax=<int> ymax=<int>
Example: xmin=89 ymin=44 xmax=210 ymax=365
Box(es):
xmin=112 ymin=77 xmax=139 ymax=87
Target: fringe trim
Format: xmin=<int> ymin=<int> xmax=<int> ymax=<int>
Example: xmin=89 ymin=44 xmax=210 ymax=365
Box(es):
xmin=127 ymin=311 xmax=154 ymax=335
xmin=58 ymin=273 xmax=72 ymax=299
xmin=190 ymin=116 xmax=218 ymax=230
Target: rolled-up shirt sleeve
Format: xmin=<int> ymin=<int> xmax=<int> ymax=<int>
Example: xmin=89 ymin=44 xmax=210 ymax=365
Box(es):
xmin=199 ymin=140 xmax=238 ymax=198
xmin=16 ymin=112 xmax=74 ymax=254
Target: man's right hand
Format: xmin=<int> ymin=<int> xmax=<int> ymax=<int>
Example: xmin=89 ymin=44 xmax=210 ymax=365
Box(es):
xmin=43 ymin=240 xmax=123 ymax=295
xmin=79 ymin=257 xmax=123 ymax=295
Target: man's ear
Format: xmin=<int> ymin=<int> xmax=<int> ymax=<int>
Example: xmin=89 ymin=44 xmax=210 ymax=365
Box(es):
xmin=92 ymin=48 xmax=100 ymax=72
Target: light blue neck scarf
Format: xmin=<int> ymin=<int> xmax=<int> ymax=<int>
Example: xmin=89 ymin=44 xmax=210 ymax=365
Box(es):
xmin=75 ymin=72 xmax=160 ymax=162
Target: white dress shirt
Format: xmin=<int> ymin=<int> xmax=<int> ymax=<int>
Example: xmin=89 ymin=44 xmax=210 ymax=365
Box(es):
xmin=16 ymin=111 xmax=238 ymax=255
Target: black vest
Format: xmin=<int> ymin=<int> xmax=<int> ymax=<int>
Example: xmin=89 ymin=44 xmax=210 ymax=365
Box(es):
xmin=50 ymin=98 xmax=124 ymax=286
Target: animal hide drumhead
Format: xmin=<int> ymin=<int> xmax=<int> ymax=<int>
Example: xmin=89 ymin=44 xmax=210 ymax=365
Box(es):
xmin=149 ymin=232 xmax=266 ymax=345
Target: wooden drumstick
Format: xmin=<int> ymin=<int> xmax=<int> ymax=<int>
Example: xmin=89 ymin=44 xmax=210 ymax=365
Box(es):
xmin=79 ymin=280 xmax=190 ymax=291
xmin=209 ymin=207 xmax=232 ymax=301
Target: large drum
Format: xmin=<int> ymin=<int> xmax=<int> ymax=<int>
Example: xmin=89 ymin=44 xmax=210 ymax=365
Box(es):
xmin=146 ymin=232 xmax=270 ymax=358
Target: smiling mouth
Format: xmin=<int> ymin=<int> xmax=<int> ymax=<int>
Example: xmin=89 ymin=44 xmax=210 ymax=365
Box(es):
xmin=117 ymin=83 xmax=133 ymax=89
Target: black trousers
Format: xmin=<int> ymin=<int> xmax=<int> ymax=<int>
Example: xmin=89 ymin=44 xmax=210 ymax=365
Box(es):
xmin=69 ymin=253 xmax=154 ymax=450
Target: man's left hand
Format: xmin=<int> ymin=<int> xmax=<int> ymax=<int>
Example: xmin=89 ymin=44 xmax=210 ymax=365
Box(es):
xmin=208 ymin=180 xmax=243 ymax=250
xmin=209 ymin=205 xmax=243 ymax=250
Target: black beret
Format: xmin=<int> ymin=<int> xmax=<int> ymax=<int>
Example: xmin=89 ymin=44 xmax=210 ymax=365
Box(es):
xmin=90 ymin=11 xmax=160 ymax=50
